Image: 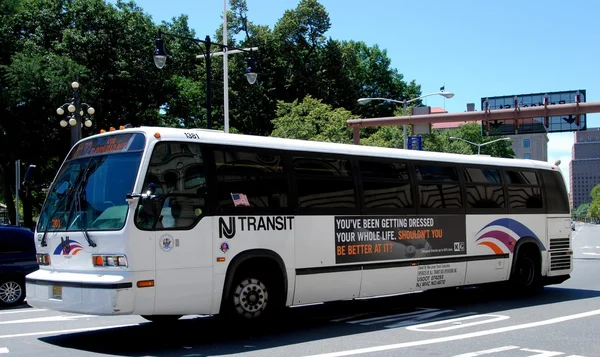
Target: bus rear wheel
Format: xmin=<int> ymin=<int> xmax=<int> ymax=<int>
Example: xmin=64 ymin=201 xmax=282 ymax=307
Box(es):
xmin=510 ymin=247 xmax=542 ymax=294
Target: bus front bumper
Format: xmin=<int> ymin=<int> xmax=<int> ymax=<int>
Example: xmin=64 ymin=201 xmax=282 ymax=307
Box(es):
xmin=25 ymin=270 xmax=135 ymax=315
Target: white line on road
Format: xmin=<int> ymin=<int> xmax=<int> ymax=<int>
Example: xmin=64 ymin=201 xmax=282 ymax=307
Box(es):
xmin=0 ymin=315 xmax=96 ymax=324
xmin=0 ymin=347 xmax=7 ymax=353
xmin=0 ymin=309 xmax=46 ymax=315
xmin=0 ymin=323 xmax=139 ymax=339
xmin=302 ymin=308 xmax=600 ymax=357
xmin=451 ymin=345 xmax=520 ymax=356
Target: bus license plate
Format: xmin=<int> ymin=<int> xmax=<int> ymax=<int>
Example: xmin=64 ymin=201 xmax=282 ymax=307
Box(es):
xmin=51 ymin=286 xmax=62 ymax=300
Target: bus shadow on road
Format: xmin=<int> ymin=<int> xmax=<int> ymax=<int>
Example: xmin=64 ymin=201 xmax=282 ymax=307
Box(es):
xmin=38 ymin=285 xmax=600 ymax=357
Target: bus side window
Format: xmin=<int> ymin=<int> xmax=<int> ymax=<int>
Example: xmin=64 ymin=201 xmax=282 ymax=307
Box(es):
xmin=463 ymin=167 xmax=506 ymax=212
xmin=415 ymin=164 xmax=462 ymax=210
xmin=135 ymin=141 xmax=207 ymax=230
xmin=213 ymin=149 xmax=288 ymax=213
xmin=292 ymin=156 xmax=357 ymax=212
xmin=504 ymin=169 xmax=543 ymax=210
xmin=358 ymin=159 xmax=414 ymax=214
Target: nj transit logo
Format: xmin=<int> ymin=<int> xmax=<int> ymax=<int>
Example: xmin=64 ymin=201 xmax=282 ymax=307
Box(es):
xmin=53 ymin=237 xmax=83 ymax=256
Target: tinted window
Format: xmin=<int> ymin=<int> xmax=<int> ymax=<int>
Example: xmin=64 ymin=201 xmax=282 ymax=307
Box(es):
xmin=416 ymin=165 xmax=459 ymax=182
xmin=541 ymin=170 xmax=569 ymax=214
xmin=464 ymin=168 xmax=502 ymax=184
xmin=214 ymin=149 xmax=288 ymax=212
xmin=463 ymin=167 xmax=506 ymax=211
xmin=359 ymin=160 xmax=413 ymax=212
xmin=359 ymin=160 xmax=409 ymax=180
xmin=293 ymin=157 xmax=356 ymax=210
xmin=416 ymin=165 xmax=462 ymax=209
xmin=504 ymin=169 xmax=543 ymax=210
xmin=505 ymin=170 xmax=538 ymax=185
xmin=136 ymin=142 xmax=207 ymax=230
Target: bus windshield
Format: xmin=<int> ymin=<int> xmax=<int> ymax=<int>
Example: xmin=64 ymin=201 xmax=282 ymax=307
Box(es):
xmin=37 ymin=132 xmax=146 ymax=232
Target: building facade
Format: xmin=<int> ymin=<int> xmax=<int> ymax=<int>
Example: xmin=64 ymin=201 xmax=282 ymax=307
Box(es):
xmin=507 ymin=133 xmax=548 ymax=161
xmin=570 ymin=127 xmax=600 ymax=209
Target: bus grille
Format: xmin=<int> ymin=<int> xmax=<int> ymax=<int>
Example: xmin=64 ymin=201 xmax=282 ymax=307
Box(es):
xmin=549 ymin=238 xmax=571 ymax=271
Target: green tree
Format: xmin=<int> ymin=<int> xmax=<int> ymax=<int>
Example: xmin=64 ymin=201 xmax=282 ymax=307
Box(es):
xmin=588 ymin=184 xmax=600 ymax=219
xmin=0 ymin=0 xmax=182 ymax=226
xmin=271 ymin=95 xmax=356 ymax=143
xmin=422 ymin=123 xmax=515 ymax=158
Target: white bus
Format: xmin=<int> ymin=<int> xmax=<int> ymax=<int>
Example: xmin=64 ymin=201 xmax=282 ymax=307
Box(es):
xmin=25 ymin=126 xmax=572 ymax=323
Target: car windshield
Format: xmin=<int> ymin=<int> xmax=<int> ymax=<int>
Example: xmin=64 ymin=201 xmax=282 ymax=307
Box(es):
xmin=37 ymin=132 xmax=146 ymax=232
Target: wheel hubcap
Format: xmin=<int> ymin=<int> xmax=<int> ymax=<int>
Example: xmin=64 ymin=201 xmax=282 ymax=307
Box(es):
xmin=233 ymin=278 xmax=268 ymax=318
xmin=0 ymin=281 xmax=22 ymax=304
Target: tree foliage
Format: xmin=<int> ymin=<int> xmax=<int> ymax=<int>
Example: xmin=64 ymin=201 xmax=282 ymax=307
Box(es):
xmin=1 ymin=0 xmax=497 ymax=227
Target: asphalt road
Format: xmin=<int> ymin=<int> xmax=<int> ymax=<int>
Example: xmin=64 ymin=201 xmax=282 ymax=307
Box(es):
xmin=1 ymin=222 xmax=599 ymax=357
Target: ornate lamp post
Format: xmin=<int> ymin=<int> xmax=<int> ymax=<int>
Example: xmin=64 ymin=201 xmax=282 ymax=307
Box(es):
xmin=56 ymin=81 xmax=95 ymax=147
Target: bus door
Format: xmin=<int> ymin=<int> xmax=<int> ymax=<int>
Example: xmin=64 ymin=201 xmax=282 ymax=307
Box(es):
xmin=141 ymin=141 xmax=213 ymax=315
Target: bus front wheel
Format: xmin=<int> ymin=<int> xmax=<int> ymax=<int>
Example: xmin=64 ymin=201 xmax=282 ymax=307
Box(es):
xmin=224 ymin=270 xmax=281 ymax=322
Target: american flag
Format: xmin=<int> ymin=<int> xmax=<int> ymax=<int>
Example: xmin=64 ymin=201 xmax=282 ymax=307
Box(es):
xmin=231 ymin=193 xmax=250 ymax=207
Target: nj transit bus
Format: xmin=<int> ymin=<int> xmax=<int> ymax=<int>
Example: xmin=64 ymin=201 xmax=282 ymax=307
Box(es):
xmin=25 ymin=126 xmax=572 ymax=323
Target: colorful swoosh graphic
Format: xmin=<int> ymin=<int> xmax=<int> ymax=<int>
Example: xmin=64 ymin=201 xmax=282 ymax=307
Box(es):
xmin=53 ymin=238 xmax=84 ymax=256
xmin=475 ymin=218 xmax=545 ymax=254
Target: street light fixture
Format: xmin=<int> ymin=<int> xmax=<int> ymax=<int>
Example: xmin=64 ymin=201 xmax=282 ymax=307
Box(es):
xmin=357 ymin=91 xmax=455 ymax=149
xmin=449 ymin=136 xmax=511 ymax=155
xmin=153 ymin=29 xmax=258 ymax=130
xmin=56 ymin=81 xmax=95 ymax=147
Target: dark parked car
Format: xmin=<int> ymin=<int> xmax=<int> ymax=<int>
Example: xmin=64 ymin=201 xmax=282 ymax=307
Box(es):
xmin=0 ymin=224 xmax=39 ymax=307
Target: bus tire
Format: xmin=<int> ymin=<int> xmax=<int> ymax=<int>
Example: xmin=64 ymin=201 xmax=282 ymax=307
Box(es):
xmin=141 ymin=315 xmax=182 ymax=323
xmin=510 ymin=245 xmax=542 ymax=295
xmin=223 ymin=269 xmax=281 ymax=322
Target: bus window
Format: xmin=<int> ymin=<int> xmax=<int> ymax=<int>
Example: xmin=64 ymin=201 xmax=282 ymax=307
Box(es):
xmin=358 ymin=159 xmax=414 ymax=213
xmin=135 ymin=141 xmax=207 ymax=230
xmin=504 ymin=169 xmax=543 ymax=211
xmin=293 ymin=156 xmax=357 ymax=211
xmin=415 ymin=164 xmax=462 ymax=210
xmin=541 ymin=170 xmax=569 ymax=214
xmin=463 ymin=167 xmax=506 ymax=211
xmin=213 ymin=149 xmax=288 ymax=212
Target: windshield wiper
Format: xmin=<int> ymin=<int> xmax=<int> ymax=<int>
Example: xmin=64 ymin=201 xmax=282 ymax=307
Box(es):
xmin=68 ymin=159 xmax=102 ymax=247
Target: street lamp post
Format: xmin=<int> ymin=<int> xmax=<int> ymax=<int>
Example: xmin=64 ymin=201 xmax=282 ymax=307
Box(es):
xmin=153 ymin=29 xmax=257 ymax=130
xmin=56 ymin=81 xmax=95 ymax=147
xmin=449 ymin=136 xmax=511 ymax=155
xmin=357 ymin=91 xmax=455 ymax=149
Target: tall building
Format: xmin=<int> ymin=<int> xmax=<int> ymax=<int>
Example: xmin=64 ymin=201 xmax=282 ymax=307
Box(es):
xmin=570 ymin=127 xmax=600 ymax=209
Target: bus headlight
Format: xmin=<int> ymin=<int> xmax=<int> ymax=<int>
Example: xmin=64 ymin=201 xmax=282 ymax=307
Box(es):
xmin=92 ymin=255 xmax=128 ymax=267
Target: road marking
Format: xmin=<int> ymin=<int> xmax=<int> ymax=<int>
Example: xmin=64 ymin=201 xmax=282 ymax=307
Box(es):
xmin=343 ymin=308 xmax=477 ymax=329
xmin=452 ymin=345 xmax=520 ymax=356
xmin=0 ymin=315 xmax=96 ymax=324
xmin=0 ymin=348 xmax=7 ymax=354
xmin=582 ymin=253 xmax=600 ymax=256
xmin=0 ymin=309 xmax=46 ymax=315
xmin=302 ymin=308 xmax=600 ymax=357
xmin=406 ymin=314 xmax=510 ymax=332
xmin=519 ymin=348 xmax=564 ymax=356
xmin=0 ymin=323 xmax=139 ymax=339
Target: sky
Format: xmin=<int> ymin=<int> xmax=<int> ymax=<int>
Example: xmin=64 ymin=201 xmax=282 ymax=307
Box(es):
xmin=122 ymin=0 xmax=600 ymax=192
